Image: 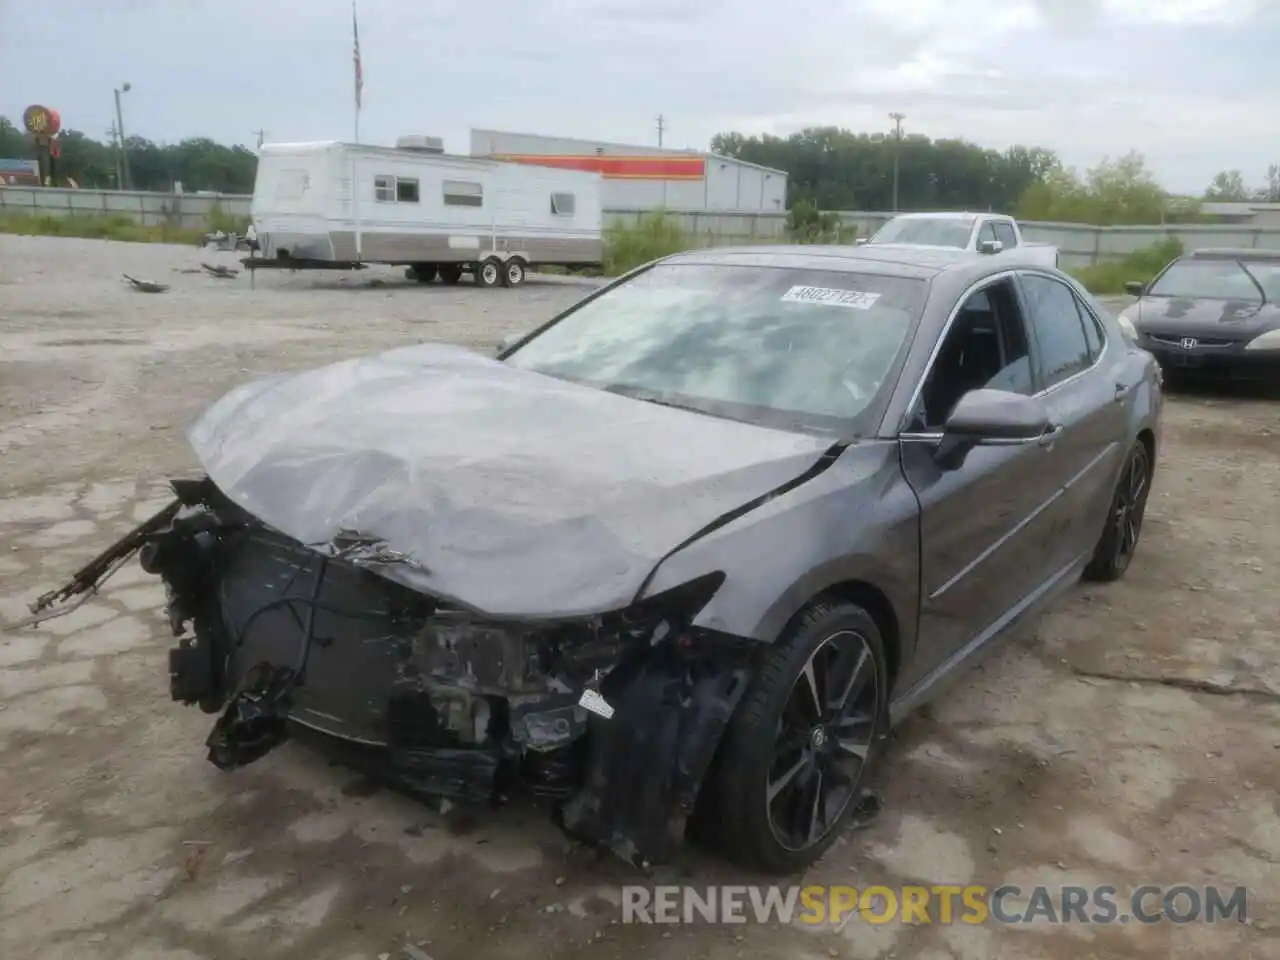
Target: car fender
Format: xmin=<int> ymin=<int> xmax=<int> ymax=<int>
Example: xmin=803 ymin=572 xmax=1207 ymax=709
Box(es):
xmin=640 ymin=443 xmax=920 ymax=656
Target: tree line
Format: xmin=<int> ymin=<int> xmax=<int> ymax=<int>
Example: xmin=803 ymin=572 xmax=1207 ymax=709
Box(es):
xmin=0 ymin=117 xmax=257 ymax=194
xmin=712 ymin=127 xmax=1279 ymax=224
xmin=2 ymin=114 xmax=1274 ymax=224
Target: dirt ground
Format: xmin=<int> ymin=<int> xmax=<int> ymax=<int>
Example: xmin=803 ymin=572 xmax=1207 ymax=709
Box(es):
xmin=0 ymin=235 xmax=1277 ymax=960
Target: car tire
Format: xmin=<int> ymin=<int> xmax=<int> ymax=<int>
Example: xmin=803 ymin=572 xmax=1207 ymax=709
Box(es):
xmin=502 ymin=258 xmax=527 ymax=288
xmin=712 ymin=599 xmax=889 ymax=874
xmin=476 ymin=258 xmax=502 ymax=288
xmin=1083 ymin=440 xmax=1153 ymax=582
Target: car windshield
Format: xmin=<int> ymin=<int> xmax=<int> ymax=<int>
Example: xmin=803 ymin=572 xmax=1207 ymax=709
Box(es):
xmin=503 ymin=262 xmax=927 ymax=433
xmin=871 ymin=217 xmax=974 ymax=248
xmin=1146 ymin=258 xmax=1280 ymax=302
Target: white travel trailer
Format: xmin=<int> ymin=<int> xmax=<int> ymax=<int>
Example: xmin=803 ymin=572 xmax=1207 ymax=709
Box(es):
xmin=246 ymin=138 xmax=604 ymax=287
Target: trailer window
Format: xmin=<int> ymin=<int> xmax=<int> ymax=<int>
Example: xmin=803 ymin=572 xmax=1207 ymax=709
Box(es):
xmin=375 ymin=175 xmax=395 ymax=202
xmin=551 ymin=192 xmax=575 ymax=216
xmin=443 ymin=180 xmax=483 ymax=207
xmin=396 ymin=178 xmax=420 ymax=203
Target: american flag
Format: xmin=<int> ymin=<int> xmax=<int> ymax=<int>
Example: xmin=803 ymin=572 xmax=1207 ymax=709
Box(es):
xmin=352 ymin=1 xmax=363 ymax=111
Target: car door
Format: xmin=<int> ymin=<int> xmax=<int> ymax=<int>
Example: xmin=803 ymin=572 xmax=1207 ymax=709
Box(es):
xmin=1015 ymin=271 xmax=1128 ymax=572
xmin=896 ymin=275 xmax=1066 ymax=691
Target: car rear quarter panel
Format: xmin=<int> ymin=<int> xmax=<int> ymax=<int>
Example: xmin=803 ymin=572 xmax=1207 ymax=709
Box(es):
xmin=640 ymin=441 xmax=920 ymax=658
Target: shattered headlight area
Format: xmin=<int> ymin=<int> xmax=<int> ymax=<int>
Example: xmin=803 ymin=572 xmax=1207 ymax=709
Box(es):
xmin=141 ymin=478 xmax=749 ymax=867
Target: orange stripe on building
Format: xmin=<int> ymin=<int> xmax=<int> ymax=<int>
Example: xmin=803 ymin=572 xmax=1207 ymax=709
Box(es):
xmin=491 ymin=153 xmax=706 ymax=180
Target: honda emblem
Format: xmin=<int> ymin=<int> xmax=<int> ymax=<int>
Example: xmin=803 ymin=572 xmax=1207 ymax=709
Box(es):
xmin=1179 ymin=337 xmax=1198 ymax=350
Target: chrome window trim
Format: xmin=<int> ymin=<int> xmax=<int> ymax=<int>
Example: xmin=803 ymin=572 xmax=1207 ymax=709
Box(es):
xmin=898 ymin=268 xmax=1021 ymax=432
xmin=897 ymin=268 xmax=1109 ymax=436
xmin=1018 ymin=269 xmax=1109 ymax=398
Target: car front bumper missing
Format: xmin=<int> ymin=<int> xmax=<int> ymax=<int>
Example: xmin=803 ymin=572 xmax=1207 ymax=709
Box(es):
xmin=20 ymin=476 xmax=752 ymax=868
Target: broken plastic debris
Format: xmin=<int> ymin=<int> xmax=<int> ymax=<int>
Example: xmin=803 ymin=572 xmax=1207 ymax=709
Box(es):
xmin=578 ymin=688 xmax=615 ymax=720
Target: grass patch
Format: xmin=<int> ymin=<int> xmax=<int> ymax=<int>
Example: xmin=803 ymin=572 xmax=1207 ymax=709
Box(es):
xmin=0 ymin=212 xmax=206 ymax=245
xmin=603 ymin=211 xmax=692 ymax=275
xmin=206 ymin=201 xmax=250 ymax=236
xmin=1070 ymin=237 xmax=1183 ymax=295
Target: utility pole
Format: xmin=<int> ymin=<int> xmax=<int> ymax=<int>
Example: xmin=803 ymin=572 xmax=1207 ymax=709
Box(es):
xmin=253 ymin=129 xmax=267 ymax=149
xmin=656 ymin=114 xmax=665 ymax=148
xmin=107 ymin=122 xmax=123 ymax=189
xmin=114 ymin=83 xmax=133 ymax=190
xmin=889 ymin=112 xmax=905 ymax=212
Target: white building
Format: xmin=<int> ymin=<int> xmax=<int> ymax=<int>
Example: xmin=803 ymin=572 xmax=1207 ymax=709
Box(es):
xmin=470 ymin=128 xmax=788 ymax=214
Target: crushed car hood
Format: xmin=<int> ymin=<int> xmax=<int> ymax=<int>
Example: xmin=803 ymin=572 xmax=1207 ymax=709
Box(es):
xmin=187 ymin=343 xmax=833 ymax=619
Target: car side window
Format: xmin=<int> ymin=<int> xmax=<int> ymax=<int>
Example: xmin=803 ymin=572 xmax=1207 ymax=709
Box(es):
xmin=916 ymin=278 xmax=1036 ymax=431
xmin=979 ymin=222 xmax=999 ymax=246
xmin=1020 ymin=274 xmax=1092 ymax=388
xmin=992 ymin=221 xmax=1018 ymax=249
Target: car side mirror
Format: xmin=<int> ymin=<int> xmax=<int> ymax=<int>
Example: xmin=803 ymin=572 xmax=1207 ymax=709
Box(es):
xmin=977 ymin=239 xmax=1004 ymax=255
xmin=1124 ymin=280 xmax=1146 ymax=296
xmin=934 ymin=389 xmax=1053 ymax=470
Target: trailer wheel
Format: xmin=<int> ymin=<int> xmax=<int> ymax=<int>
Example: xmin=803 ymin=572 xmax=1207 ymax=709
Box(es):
xmin=437 ymin=264 xmax=463 ymax=285
xmin=477 ymin=258 xmax=502 ymax=288
xmin=501 ymin=258 xmax=527 ymax=288
xmin=407 ymin=263 xmax=439 ymax=283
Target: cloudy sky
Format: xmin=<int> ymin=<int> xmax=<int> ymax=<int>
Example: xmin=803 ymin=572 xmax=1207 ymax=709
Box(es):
xmin=3 ymin=0 xmax=1277 ymax=194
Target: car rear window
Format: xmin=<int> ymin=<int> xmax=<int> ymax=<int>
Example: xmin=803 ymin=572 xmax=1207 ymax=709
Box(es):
xmin=871 ymin=218 xmax=974 ymax=249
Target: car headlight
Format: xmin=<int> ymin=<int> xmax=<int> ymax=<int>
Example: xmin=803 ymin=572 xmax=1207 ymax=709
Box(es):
xmin=1115 ymin=310 xmax=1139 ymax=342
xmin=1244 ymin=328 xmax=1280 ymax=351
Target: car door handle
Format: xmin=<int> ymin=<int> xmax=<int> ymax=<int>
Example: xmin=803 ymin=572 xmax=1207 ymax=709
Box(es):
xmin=1113 ymin=381 xmax=1126 ymax=402
xmin=1037 ymin=423 xmax=1064 ymax=448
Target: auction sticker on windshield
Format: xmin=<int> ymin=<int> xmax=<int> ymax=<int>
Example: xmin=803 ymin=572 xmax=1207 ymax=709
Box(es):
xmin=780 ymin=286 xmax=882 ymax=310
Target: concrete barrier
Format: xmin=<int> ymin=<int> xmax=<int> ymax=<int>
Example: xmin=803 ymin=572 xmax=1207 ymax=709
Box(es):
xmin=8 ymin=187 xmax=1280 ymax=266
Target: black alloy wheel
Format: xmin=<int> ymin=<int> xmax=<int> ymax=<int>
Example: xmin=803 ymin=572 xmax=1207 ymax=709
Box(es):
xmin=713 ymin=600 xmax=889 ymax=873
xmin=1084 ymin=440 xmax=1152 ymax=582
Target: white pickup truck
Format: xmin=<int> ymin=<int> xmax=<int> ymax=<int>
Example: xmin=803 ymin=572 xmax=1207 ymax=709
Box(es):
xmin=860 ymin=211 xmax=1059 ymax=268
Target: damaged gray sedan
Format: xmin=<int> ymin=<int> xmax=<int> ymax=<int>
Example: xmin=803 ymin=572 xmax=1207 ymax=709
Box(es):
xmin=29 ymin=245 xmax=1161 ymax=873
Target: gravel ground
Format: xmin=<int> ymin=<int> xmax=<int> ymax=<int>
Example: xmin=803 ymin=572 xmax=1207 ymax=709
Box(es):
xmin=1 ymin=235 xmax=1278 ymax=960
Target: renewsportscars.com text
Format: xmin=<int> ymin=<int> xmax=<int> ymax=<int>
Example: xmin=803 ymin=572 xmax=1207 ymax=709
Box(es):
xmin=620 ymin=884 xmax=1248 ymax=926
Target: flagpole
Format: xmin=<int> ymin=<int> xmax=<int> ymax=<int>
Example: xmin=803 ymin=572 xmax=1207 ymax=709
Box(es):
xmin=352 ymin=0 xmax=363 ymax=263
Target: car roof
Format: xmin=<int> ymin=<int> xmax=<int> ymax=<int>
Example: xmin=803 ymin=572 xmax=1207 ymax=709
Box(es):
xmin=884 ymin=211 xmax=1000 ymax=222
xmin=661 ymin=243 xmax=1050 ymax=282
xmin=1186 ymin=247 xmax=1280 ymax=261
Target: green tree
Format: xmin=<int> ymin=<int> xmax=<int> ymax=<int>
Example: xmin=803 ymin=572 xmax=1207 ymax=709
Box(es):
xmin=709 ymin=126 xmax=1062 ymax=213
xmin=0 ymin=115 xmax=258 ymax=193
xmin=1254 ymin=163 xmax=1280 ymax=202
xmin=1204 ymin=169 xmax=1248 ymax=201
xmin=1015 ymin=151 xmax=1186 ymax=225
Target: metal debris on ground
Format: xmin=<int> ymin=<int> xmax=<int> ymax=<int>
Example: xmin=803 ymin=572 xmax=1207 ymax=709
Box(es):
xmin=201 ymin=230 xmax=249 ymax=252
xmin=121 ymin=274 xmax=169 ymax=293
xmin=850 ymin=788 xmax=882 ymax=829
xmin=201 ymin=262 xmax=239 ymax=279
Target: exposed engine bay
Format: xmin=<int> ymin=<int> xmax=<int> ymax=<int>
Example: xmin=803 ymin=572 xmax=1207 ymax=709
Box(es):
xmin=26 ymin=476 xmax=751 ymax=867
